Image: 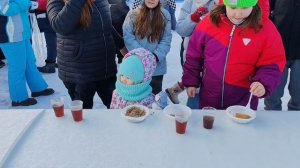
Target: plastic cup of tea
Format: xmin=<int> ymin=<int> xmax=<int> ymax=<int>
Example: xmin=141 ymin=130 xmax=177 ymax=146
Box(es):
xmin=71 ymin=100 xmax=83 ymax=122
xmin=50 ymin=97 xmax=64 ymax=117
xmin=202 ymin=107 xmax=216 ymax=129
xmin=175 ymin=110 xmax=190 ymax=134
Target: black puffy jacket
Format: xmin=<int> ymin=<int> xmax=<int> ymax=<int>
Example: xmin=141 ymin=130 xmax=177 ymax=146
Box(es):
xmin=47 ymin=0 xmax=117 ymax=83
xmin=108 ymin=0 xmax=129 ymax=50
xmin=270 ymin=0 xmax=300 ymax=60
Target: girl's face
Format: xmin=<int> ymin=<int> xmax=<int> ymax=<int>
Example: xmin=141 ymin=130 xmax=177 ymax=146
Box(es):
xmin=120 ymin=75 xmax=134 ymax=85
xmin=226 ymin=7 xmax=253 ymax=25
xmin=145 ymin=0 xmax=160 ymax=9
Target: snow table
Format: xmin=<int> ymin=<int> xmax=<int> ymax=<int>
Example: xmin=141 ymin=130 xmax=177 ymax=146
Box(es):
xmin=1 ymin=109 xmax=299 ymax=168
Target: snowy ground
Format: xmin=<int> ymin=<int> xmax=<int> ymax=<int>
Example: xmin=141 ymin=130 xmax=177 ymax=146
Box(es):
xmin=0 ymin=3 xmax=290 ymax=110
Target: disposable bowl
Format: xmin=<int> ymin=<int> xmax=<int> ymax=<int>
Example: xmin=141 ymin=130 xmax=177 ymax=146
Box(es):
xmin=226 ymin=105 xmax=256 ymax=124
xmin=121 ymin=105 xmax=150 ymax=123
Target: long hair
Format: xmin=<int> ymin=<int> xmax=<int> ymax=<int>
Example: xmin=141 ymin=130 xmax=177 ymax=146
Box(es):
xmin=64 ymin=0 xmax=93 ymax=29
xmin=210 ymin=4 xmax=262 ymax=32
xmin=134 ymin=2 xmax=166 ymax=43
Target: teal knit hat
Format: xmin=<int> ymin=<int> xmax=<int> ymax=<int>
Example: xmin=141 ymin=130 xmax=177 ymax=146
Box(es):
xmin=118 ymin=55 xmax=145 ymax=84
xmin=224 ymin=0 xmax=258 ymax=8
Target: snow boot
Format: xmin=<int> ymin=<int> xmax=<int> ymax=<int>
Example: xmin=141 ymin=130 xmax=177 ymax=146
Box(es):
xmin=37 ymin=63 xmax=56 ymax=73
xmin=12 ymin=98 xmax=37 ymax=106
xmin=165 ymin=82 xmax=184 ymax=104
xmin=31 ymin=88 xmax=55 ymax=97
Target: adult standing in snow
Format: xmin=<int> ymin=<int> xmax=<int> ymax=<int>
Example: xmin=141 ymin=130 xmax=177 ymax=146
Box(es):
xmin=47 ymin=0 xmax=117 ymax=109
xmin=264 ymin=0 xmax=300 ymax=111
xmin=123 ymin=0 xmax=172 ymax=94
xmin=32 ymin=0 xmax=58 ymax=73
xmin=0 ymin=0 xmax=54 ymax=106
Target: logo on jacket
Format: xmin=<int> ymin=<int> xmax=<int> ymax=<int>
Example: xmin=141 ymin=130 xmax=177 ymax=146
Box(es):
xmin=243 ymin=38 xmax=251 ymax=46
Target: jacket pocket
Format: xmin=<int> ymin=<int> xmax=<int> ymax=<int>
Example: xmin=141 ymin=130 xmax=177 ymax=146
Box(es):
xmin=62 ymin=39 xmax=84 ymax=61
xmin=73 ymin=41 xmax=84 ymax=61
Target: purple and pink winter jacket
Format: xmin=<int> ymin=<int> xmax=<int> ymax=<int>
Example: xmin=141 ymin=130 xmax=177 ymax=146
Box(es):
xmin=182 ymin=14 xmax=286 ymax=110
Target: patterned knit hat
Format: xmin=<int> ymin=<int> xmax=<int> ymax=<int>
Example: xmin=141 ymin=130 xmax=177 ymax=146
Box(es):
xmin=224 ymin=0 xmax=258 ymax=8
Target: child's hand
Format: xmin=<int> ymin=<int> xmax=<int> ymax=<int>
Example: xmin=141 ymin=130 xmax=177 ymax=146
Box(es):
xmin=187 ymin=87 xmax=196 ymax=98
xmin=250 ymin=82 xmax=265 ymax=97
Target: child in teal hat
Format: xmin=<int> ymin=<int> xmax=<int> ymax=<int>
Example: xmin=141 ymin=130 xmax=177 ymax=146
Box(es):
xmin=110 ymin=48 xmax=157 ymax=109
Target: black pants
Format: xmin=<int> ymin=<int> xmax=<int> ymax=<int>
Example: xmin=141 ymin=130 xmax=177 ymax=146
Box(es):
xmin=44 ymin=32 xmax=57 ymax=63
xmin=150 ymin=75 xmax=164 ymax=95
xmin=63 ymin=76 xmax=116 ymax=109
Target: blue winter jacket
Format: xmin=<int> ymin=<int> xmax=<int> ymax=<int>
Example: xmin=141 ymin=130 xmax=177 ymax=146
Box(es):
xmin=0 ymin=0 xmax=32 ymax=43
xmin=123 ymin=7 xmax=172 ymax=76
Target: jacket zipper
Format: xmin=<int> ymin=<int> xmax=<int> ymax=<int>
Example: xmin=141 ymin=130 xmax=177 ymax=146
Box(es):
xmin=221 ymin=25 xmax=236 ymax=108
xmin=94 ymin=3 xmax=108 ymax=78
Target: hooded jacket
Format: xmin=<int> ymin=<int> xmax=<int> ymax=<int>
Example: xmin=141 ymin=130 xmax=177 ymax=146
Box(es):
xmin=182 ymin=14 xmax=286 ymax=110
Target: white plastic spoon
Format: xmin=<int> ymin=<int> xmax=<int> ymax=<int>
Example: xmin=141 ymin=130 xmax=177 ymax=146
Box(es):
xmin=246 ymin=93 xmax=253 ymax=108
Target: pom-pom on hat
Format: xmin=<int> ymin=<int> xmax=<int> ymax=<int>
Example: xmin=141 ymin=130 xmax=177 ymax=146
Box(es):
xmin=224 ymin=0 xmax=258 ymax=8
xmin=118 ymin=55 xmax=145 ymax=84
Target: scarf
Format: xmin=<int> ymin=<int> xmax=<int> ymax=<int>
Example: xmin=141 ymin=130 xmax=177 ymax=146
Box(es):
xmin=116 ymin=80 xmax=152 ymax=101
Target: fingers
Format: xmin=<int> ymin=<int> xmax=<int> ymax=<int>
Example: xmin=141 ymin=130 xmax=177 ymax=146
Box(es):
xmin=187 ymin=87 xmax=196 ymax=98
xmin=250 ymin=82 xmax=266 ymax=97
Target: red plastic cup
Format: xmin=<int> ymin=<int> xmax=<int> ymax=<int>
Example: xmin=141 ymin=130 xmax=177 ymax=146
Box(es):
xmin=176 ymin=120 xmax=187 ymax=134
xmin=53 ymin=104 xmax=64 ymax=117
xmin=72 ymin=109 xmax=82 ymax=121
xmin=175 ymin=110 xmax=190 ymax=134
xmin=71 ymin=100 xmax=83 ymax=122
xmin=50 ymin=97 xmax=64 ymax=117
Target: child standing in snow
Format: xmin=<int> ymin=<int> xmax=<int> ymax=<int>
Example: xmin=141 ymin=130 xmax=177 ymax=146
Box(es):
xmin=123 ymin=0 xmax=172 ymax=95
xmin=182 ymin=0 xmax=286 ymax=110
xmin=0 ymin=0 xmax=54 ymax=106
xmin=110 ymin=48 xmax=157 ymax=109
xmin=166 ymin=0 xmax=217 ymax=108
